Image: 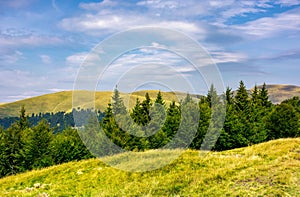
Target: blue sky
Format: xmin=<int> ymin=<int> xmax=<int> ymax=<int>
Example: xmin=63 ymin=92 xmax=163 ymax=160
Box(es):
xmin=0 ymin=0 xmax=300 ymax=102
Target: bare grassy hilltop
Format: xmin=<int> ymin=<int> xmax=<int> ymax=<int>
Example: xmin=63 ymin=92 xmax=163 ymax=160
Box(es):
xmin=1 ymin=84 xmax=299 ymax=118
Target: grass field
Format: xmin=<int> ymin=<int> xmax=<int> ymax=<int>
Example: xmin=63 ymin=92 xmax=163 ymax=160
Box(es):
xmin=0 ymin=138 xmax=299 ymax=196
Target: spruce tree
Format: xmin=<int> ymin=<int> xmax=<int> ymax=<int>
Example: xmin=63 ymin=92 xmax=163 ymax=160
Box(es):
xmin=266 ymin=103 xmax=299 ymax=139
xmin=131 ymin=98 xmax=143 ymax=125
xmin=207 ymin=84 xmax=218 ymax=107
xmin=141 ymin=92 xmax=151 ymax=124
xmin=18 ymin=105 xmax=29 ymax=130
xmin=259 ymin=83 xmax=272 ymax=107
xmin=251 ymin=85 xmax=259 ymax=105
xmin=27 ymin=119 xmax=53 ymax=169
xmin=155 ymin=91 xmax=165 ymax=106
xmin=235 ymin=80 xmax=249 ymax=111
xmin=190 ymin=99 xmax=211 ymax=149
xmin=225 ymin=87 xmax=233 ymax=105
xmin=162 ymin=101 xmax=181 ymax=139
xmin=111 ymin=87 xmax=127 ymax=115
xmin=0 ymin=107 xmax=29 ymax=176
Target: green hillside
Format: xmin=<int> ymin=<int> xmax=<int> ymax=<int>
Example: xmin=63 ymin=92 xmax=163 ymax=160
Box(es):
xmin=1 ymin=84 xmax=299 ymax=118
xmin=0 ymin=138 xmax=299 ymax=196
xmin=0 ymin=90 xmax=186 ymax=118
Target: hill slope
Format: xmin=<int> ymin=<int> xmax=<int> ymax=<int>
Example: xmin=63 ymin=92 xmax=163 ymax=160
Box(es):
xmin=0 ymin=90 xmax=187 ymax=118
xmin=0 ymin=138 xmax=299 ymax=196
xmin=261 ymin=84 xmax=300 ymax=103
xmin=1 ymin=84 xmax=299 ymax=118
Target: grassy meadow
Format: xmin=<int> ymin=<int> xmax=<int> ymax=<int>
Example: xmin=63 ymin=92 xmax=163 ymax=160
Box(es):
xmin=0 ymin=138 xmax=299 ymax=196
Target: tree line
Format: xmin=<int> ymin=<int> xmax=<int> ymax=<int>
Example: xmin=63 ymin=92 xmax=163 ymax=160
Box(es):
xmin=0 ymin=109 xmax=104 ymax=132
xmin=0 ymin=81 xmax=299 ymax=178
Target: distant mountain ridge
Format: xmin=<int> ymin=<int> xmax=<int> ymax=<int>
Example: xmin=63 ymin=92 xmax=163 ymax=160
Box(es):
xmin=0 ymin=84 xmax=299 ymax=118
xmin=0 ymin=90 xmax=187 ymax=118
xmin=257 ymin=84 xmax=300 ymax=104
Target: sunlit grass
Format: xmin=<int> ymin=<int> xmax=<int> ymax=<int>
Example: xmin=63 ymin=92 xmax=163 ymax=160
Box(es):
xmin=0 ymin=90 xmax=185 ymax=118
xmin=0 ymin=138 xmax=299 ymax=196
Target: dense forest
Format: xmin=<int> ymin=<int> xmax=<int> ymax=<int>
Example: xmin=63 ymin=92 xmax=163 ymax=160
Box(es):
xmin=0 ymin=81 xmax=299 ymax=178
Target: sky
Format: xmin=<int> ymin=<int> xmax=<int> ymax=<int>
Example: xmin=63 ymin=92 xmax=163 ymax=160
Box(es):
xmin=0 ymin=0 xmax=300 ymax=103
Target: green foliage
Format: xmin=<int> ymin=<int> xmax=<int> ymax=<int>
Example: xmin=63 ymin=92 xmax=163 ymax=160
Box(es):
xmin=112 ymin=88 xmax=127 ymax=115
xmin=51 ymin=127 xmax=94 ymax=164
xmin=25 ymin=119 xmax=54 ymax=169
xmin=225 ymin=87 xmax=233 ymax=105
xmin=162 ymin=101 xmax=181 ymax=140
xmin=131 ymin=98 xmax=144 ymax=125
xmin=1 ymin=81 xmax=299 ymax=179
xmin=0 ymin=123 xmax=26 ymax=176
xmin=18 ymin=105 xmax=29 ymax=130
xmin=235 ymin=80 xmax=249 ymax=111
xmin=155 ymin=91 xmax=165 ymax=106
xmin=266 ymin=103 xmax=300 ymax=139
xmin=259 ymin=83 xmax=272 ymax=107
xmin=190 ymin=100 xmax=210 ymax=149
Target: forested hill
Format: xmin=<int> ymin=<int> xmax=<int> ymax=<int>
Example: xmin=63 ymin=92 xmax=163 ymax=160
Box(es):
xmin=0 ymin=84 xmax=299 ymax=118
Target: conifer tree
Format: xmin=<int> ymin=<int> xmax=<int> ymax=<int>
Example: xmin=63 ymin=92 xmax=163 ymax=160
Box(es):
xmin=141 ymin=92 xmax=152 ymax=125
xmin=266 ymin=103 xmax=299 ymax=139
xmin=131 ymin=98 xmax=143 ymax=125
xmin=111 ymin=88 xmax=127 ymax=115
xmin=251 ymin=85 xmax=259 ymax=104
xmin=27 ymin=119 xmax=53 ymax=169
xmin=207 ymin=84 xmax=218 ymax=107
xmin=162 ymin=101 xmax=181 ymax=139
xmin=0 ymin=107 xmax=28 ymax=176
xmin=259 ymin=83 xmax=272 ymax=107
xmin=225 ymin=87 xmax=233 ymax=105
xmin=190 ymin=98 xmax=211 ymax=149
xmin=18 ymin=105 xmax=29 ymax=130
xmin=235 ymin=80 xmax=249 ymax=111
xmin=155 ymin=91 xmax=165 ymax=106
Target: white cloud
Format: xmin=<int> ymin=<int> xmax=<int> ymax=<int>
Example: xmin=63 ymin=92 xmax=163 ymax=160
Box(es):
xmin=137 ymin=0 xmax=180 ymax=9
xmin=40 ymin=55 xmax=51 ymax=64
xmin=66 ymin=52 xmax=88 ymax=67
xmin=275 ymin=0 xmax=300 ymax=6
xmin=0 ymin=34 xmax=63 ymax=48
xmin=210 ymin=51 xmax=247 ymax=63
xmin=47 ymin=88 xmax=67 ymax=92
xmin=60 ymin=11 xmax=203 ymax=37
xmin=232 ymin=7 xmax=300 ymax=38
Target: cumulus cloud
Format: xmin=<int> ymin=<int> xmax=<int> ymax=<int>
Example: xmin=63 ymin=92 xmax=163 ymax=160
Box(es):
xmin=66 ymin=52 xmax=88 ymax=67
